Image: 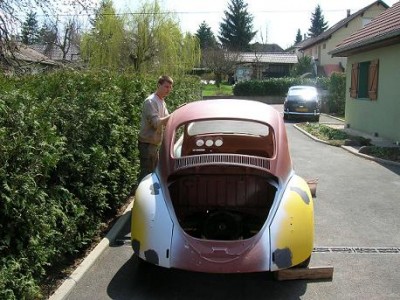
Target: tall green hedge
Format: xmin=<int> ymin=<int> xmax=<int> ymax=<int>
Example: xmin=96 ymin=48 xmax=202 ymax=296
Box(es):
xmin=327 ymin=72 xmax=346 ymax=115
xmin=232 ymin=75 xmax=346 ymax=115
xmin=0 ymin=70 xmax=200 ymax=299
xmin=233 ymin=77 xmax=330 ymax=96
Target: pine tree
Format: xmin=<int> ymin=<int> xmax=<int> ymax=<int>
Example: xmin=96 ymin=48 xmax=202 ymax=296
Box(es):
xmin=295 ymin=29 xmax=302 ymax=44
xmin=308 ymin=5 xmax=328 ymax=37
xmin=290 ymin=55 xmax=314 ymax=77
xmin=218 ymin=0 xmax=257 ymax=51
xmin=196 ymin=21 xmax=217 ymax=49
xmin=21 ymin=11 xmax=40 ymax=45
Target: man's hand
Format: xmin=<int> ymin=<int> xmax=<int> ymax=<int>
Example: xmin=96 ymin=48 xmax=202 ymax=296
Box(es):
xmin=160 ymin=114 xmax=170 ymax=125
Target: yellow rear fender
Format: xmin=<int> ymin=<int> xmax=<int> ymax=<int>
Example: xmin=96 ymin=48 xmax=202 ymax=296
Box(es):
xmin=270 ymin=175 xmax=314 ymax=271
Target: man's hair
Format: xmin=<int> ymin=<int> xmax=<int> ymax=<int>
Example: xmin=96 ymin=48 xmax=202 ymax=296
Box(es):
xmin=158 ymin=75 xmax=173 ymax=86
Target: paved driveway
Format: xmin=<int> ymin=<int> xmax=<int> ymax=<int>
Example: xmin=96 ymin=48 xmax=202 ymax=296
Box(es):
xmin=65 ymin=114 xmax=400 ymax=300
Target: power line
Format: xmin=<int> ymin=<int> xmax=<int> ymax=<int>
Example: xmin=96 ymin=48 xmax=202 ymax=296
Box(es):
xmin=21 ymin=7 xmax=367 ymax=19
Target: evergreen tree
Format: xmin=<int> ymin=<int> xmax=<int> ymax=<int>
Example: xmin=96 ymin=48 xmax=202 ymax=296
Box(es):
xmin=38 ymin=21 xmax=57 ymax=45
xmin=308 ymin=5 xmax=328 ymax=37
xmin=196 ymin=21 xmax=217 ymax=49
xmin=290 ymin=55 xmax=314 ymax=77
xmin=295 ymin=29 xmax=302 ymax=44
xmin=21 ymin=11 xmax=40 ymax=44
xmin=218 ymin=0 xmax=257 ymax=51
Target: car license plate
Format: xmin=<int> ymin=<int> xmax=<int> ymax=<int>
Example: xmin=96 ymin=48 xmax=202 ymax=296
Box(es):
xmin=296 ymin=107 xmax=308 ymax=112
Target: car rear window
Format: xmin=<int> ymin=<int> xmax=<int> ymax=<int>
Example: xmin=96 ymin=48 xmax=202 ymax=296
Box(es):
xmin=187 ymin=120 xmax=270 ymax=136
xmin=172 ymin=119 xmax=274 ymax=159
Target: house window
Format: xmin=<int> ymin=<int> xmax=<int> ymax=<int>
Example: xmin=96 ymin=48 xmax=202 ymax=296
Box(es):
xmin=362 ymin=18 xmax=373 ymax=27
xmin=350 ymin=60 xmax=379 ymax=100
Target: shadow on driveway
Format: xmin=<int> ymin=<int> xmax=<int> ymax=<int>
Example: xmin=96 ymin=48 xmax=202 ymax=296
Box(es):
xmin=107 ymin=255 xmax=311 ymax=300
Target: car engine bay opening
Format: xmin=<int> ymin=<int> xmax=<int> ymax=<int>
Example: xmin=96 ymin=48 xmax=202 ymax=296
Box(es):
xmin=168 ymin=166 xmax=277 ymax=241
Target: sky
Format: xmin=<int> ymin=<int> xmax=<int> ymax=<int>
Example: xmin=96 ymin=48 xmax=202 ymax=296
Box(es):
xmin=112 ymin=0 xmax=399 ymax=49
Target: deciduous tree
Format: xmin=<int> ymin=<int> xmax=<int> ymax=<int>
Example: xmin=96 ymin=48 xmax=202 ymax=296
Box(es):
xmin=56 ymin=17 xmax=82 ymax=61
xmin=126 ymin=0 xmax=200 ymax=75
xmin=0 ymin=0 xmax=94 ymax=68
xmin=80 ymin=0 xmax=128 ymax=69
xmin=201 ymin=48 xmax=241 ymax=86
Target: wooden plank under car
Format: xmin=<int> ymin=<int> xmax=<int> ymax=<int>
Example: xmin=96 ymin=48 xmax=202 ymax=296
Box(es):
xmin=274 ymin=266 xmax=334 ymax=281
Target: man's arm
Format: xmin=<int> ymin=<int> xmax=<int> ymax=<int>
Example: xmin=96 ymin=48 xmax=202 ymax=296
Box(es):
xmin=159 ymin=114 xmax=170 ymax=126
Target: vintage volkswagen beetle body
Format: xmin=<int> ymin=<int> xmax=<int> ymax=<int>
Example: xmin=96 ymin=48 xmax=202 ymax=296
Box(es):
xmin=131 ymin=99 xmax=314 ymax=273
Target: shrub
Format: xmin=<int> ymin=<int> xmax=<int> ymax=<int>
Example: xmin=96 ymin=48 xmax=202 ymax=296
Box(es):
xmin=0 ymin=70 xmax=200 ymax=298
xmin=233 ymin=77 xmax=328 ymax=97
xmin=327 ymin=72 xmax=346 ymax=115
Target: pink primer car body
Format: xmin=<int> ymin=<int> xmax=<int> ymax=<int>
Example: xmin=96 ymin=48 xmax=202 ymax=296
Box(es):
xmin=131 ymin=99 xmax=314 ymax=273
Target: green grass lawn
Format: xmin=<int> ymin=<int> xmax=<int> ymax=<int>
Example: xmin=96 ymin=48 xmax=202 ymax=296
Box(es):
xmin=202 ymin=83 xmax=233 ymax=97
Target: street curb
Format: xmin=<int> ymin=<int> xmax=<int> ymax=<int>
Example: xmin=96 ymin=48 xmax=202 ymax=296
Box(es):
xmin=293 ymin=124 xmax=331 ymax=146
xmin=49 ymin=200 xmax=134 ymax=300
xmin=320 ymin=113 xmax=345 ymax=123
xmin=340 ymin=146 xmax=400 ymax=167
xmin=294 ymin=124 xmax=400 ymax=167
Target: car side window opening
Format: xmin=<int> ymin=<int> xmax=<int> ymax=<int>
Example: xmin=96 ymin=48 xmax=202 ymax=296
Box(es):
xmin=350 ymin=59 xmax=379 ymax=100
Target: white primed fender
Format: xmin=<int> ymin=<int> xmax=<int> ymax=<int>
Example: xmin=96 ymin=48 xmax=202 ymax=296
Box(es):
xmin=131 ymin=173 xmax=174 ymax=267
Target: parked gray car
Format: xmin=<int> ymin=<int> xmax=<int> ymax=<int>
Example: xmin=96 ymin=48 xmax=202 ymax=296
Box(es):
xmin=283 ymin=85 xmax=321 ymax=122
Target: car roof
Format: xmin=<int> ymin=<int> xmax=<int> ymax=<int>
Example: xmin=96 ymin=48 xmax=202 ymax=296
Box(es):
xmin=287 ymin=85 xmax=318 ymax=96
xmin=161 ymin=99 xmax=292 ymax=181
xmin=288 ymin=85 xmax=317 ymax=90
xmin=169 ymin=99 xmax=281 ymax=127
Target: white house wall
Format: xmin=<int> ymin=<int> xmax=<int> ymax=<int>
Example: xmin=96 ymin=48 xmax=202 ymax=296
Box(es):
xmin=345 ymin=43 xmax=400 ymax=142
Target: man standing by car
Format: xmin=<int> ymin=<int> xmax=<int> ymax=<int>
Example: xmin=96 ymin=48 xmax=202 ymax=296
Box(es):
xmin=137 ymin=75 xmax=173 ymax=182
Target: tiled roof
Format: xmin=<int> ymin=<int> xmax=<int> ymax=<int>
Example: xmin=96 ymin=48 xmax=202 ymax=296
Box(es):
xmin=30 ymin=44 xmax=81 ymax=61
xmin=13 ymin=44 xmax=58 ymax=65
xmin=298 ymin=0 xmax=389 ymax=50
xmin=330 ymin=1 xmax=400 ymax=56
xmin=237 ymin=52 xmax=298 ymax=64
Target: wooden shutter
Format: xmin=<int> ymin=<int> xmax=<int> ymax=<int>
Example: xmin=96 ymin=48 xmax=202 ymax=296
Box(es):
xmin=350 ymin=63 xmax=359 ymax=99
xmin=368 ymin=59 xmax=379 ymax=100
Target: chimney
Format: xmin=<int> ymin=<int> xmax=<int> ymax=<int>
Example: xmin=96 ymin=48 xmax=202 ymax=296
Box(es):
xmin=347 ymin=9 xmax=351 ymax=17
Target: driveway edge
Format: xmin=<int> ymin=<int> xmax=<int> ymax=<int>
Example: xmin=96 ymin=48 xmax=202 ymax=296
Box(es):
xmin=49 ymin=200 xmax=134 ymax=300
xmin=293 ymin=124 xmax=400 ymax=167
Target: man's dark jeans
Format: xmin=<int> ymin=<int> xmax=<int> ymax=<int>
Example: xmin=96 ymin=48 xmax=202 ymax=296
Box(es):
xmin=138 ymin=141 xmax=159 ymax=182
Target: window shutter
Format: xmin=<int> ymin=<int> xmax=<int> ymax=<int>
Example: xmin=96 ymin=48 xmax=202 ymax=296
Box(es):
xmin=368 ymin=59 xmax=379 ymax=100
xmin=350 ymin=63 xmax=359 ymax=98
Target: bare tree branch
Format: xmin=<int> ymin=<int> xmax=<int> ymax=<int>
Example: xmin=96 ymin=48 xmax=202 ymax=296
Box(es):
xmin=0 ymin=0 xmax=95 ymax=70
